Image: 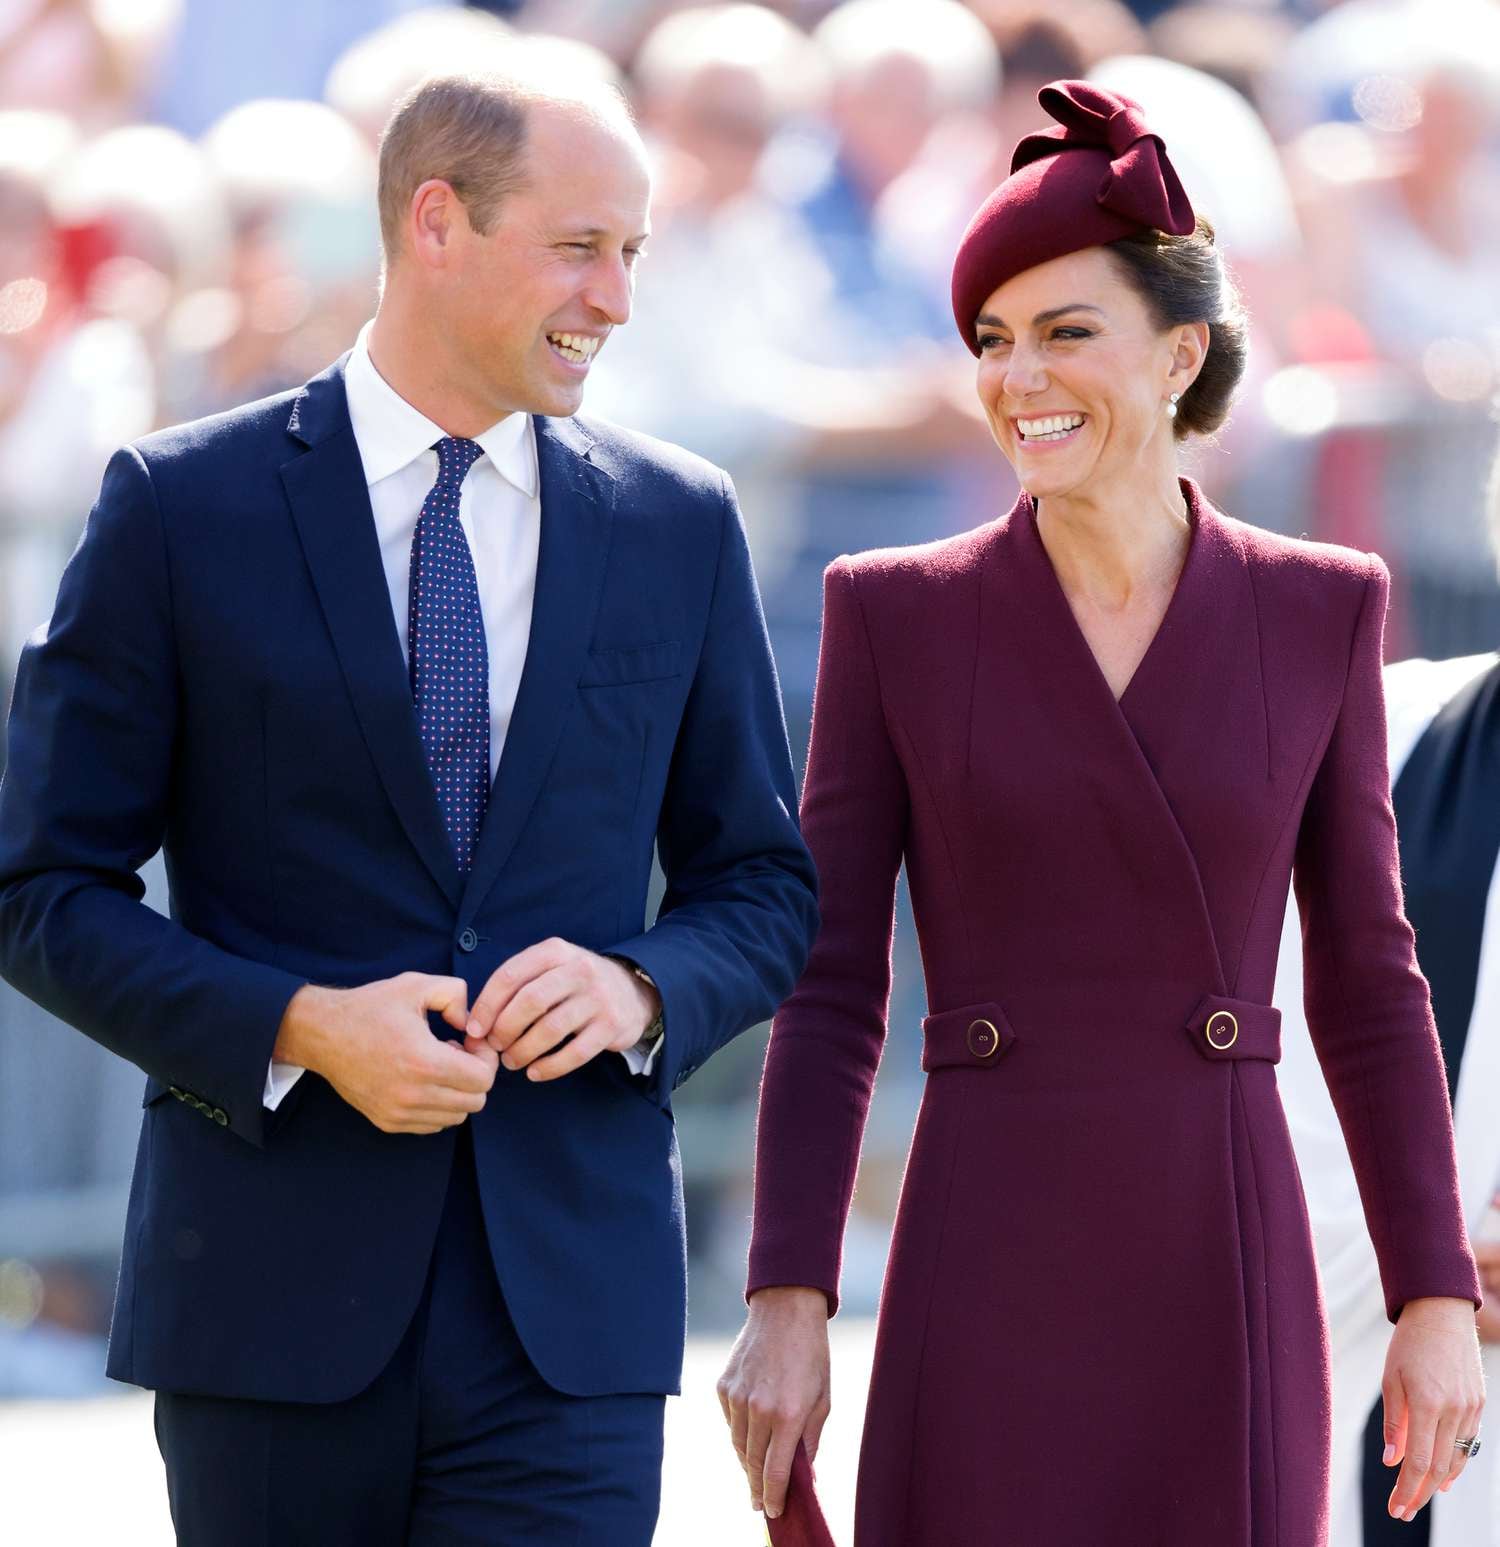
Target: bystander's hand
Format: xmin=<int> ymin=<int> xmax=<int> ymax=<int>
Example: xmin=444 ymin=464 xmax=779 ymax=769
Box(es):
xmin=1475 ymin=1297 xmax=1500 ymax=1344
xmin=1474 ymin=1236 xmax=1500 ymax=1344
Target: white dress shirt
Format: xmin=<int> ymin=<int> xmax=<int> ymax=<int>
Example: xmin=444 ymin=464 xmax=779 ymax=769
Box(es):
xmin=265 ymin=324 xmax=658 ymax=1108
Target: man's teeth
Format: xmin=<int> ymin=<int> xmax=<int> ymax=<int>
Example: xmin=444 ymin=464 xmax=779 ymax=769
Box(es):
xmin=1018 ymin=414 xmax=1085 ymax=441
xmin=547 ymin=332 xmax=599 ymax=363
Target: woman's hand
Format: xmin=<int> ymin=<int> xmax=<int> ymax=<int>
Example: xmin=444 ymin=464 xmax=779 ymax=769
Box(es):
xmin=717 ymin=1286 xmax=831 ymax=1521
xmin=1381 ymin=1296 xmax=1486 ymax=1521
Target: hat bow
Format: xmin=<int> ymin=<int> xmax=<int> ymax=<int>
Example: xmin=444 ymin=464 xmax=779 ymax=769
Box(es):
xmin=1011 ymin=80 xmax=1194 ymax=237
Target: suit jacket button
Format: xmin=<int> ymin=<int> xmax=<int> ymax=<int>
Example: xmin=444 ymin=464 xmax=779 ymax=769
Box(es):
xmin=966 ymin=1019 xmax=1000 ymax=1059
xmin=458 ymin=928 xmax=478 ymax=953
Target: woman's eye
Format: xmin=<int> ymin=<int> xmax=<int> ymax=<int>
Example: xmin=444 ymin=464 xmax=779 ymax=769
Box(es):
xmin=977 ymin=335 xmax=1010 ymax=352
xmin=1052 ymin=328 xmax=1092 ymax=341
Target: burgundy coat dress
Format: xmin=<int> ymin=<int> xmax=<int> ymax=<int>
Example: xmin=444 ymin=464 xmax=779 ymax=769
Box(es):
xmin=747 ymin=480 xmax=1481 ymax=1547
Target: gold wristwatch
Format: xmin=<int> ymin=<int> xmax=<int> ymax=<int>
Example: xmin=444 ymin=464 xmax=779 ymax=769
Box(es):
xmin=606 ymin=955 xmax=664 ymax=1052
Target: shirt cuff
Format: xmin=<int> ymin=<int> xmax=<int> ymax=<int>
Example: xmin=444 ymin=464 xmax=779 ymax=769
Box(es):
xmin=264 ymin=1060 xmax=305 ymax=1110
xmin=617 ymin=1035 xmax=662 ymax=1079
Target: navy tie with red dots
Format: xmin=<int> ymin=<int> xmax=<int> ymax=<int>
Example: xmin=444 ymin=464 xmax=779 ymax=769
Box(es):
xmin=408 ymin=436 xmax=488 ymax=875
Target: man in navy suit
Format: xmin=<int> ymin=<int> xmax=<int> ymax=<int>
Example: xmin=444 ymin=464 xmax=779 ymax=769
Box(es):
xmin=0 ymin=71 xmax=817 ymax=1545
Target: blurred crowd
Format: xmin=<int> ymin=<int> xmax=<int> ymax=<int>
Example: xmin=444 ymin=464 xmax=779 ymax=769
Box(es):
xmin=2 ymin=0 xmax=1499 ymax=1395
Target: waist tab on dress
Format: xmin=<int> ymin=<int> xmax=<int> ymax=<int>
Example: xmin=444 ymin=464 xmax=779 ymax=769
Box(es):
xmin=1183 ymin=994 xmax=1282 ymax=1062
xmin=921 ymin=1000 xmax=1019 ymax=1072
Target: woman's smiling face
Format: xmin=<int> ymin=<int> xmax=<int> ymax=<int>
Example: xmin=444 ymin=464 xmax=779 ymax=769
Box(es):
xmin=973 ymin=246 xmax=1200 ymax=501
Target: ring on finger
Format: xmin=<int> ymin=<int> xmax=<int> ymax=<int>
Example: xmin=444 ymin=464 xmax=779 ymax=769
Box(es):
xmin=1454 ymin=1435 xmax=1483 ymax=1458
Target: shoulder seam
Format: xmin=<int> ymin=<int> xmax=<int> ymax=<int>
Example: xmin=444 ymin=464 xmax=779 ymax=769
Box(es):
xmin=122 ymin=446 xmax=180 ymax=674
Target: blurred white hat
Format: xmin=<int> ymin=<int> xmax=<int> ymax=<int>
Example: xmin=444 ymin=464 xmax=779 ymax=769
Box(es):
xmin=49 ymin=123 xmax=230 ymax=287
xmin=1091 ymin=53 xmax=1299 ymax=262
xmin=324 ymin=6 xmax=518 ymax=143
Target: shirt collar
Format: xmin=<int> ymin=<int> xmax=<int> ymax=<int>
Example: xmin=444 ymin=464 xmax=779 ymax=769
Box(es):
xmin=344 ymin=321 xmax=538 ymax=499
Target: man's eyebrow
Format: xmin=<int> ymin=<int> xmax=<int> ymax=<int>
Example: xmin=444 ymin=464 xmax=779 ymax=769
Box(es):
xmin=559 ymin=226 xmax=652 ymax=243
xmin=974 ymin=303 xmax=1106 ymax=332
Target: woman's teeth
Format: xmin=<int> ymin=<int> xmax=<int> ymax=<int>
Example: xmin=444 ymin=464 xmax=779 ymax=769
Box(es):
xmin=1018 ymin=414 xmax=1085 ymax=442
xmin=547 ymin=333 xmax=599 ymax=364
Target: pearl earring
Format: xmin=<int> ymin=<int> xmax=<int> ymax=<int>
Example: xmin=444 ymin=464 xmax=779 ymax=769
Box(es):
xmin=1166 ymin=392 xmax=1181 ymax=420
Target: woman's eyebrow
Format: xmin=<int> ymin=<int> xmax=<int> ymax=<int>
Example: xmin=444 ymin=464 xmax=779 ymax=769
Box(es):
xmin=974 ymin=303 xmax=1106 ymax=331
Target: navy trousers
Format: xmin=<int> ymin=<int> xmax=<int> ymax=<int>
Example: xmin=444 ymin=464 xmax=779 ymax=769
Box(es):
xmin=154 ymin=1124 xmax=665 ymax=1546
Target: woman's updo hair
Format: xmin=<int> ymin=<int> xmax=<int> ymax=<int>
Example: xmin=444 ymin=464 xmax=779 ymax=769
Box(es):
xmin=1105 ymin=216 xmax=1248 ymax=441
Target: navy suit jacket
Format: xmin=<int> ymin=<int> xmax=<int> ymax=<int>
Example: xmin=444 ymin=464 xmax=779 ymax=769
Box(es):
xmin=0 ymin=356 xmax=817 ymax=1402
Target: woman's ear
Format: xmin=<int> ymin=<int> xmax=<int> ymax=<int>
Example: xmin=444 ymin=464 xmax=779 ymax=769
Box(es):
xmin=1167 ymin=319 xmax=1210 ymax=395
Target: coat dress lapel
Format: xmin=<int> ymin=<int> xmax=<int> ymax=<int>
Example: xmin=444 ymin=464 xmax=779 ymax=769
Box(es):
xmin=1100 ymin=482 xmax=1276 ymax=998
xmin=979 ymin=477 xmax=1268 ymax=997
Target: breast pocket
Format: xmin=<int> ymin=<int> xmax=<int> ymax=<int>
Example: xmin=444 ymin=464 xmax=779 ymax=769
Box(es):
xmin=576 ymin=640 xmax=682 ymax=688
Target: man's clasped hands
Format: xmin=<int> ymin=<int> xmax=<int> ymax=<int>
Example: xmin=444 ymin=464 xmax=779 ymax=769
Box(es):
xmin=271 ymin=939 xmax=662 ymax=1133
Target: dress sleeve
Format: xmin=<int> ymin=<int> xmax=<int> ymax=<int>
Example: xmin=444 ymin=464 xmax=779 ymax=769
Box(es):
xmin=1292 ymin=554 xmax=1482 ymax=1322
xmin=746 ymin=557 xmax=910 ymax=1315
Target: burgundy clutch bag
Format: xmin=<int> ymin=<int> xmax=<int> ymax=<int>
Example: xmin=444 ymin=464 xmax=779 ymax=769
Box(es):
xmin=764 ymin=1439 xmax=836 ymax=1547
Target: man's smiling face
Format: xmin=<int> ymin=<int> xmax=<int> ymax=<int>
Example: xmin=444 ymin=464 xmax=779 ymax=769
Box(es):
xmin=441 ymin=101 xmax=652 ymax=420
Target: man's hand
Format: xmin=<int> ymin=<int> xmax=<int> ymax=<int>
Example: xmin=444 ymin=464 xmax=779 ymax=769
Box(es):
xmin=275 ymin=973 xmax=498 ymax=1134
xmin=463 ymin=938 xmax=660 ymax=1082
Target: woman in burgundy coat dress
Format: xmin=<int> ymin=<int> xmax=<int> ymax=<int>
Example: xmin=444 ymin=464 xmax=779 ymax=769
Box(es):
xmin=719 ymin=83 xmax=1485 ymax=1547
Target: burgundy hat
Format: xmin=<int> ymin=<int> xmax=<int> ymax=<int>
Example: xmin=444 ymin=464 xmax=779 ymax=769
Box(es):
xmin=951 ymin=80 xmax=1195 ymax=356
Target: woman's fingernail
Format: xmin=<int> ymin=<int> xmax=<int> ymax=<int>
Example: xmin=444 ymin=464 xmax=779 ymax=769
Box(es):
xmin=1383 ymin=1444 xmax=1397 ymax=1465
xmin=766 ymin=1506 xmax=780 ymax=1520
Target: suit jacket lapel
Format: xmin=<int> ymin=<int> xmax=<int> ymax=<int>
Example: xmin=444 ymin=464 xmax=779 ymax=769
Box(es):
xmin=1454 ymin=858 xmax=1500 ymax=1233
xmin=459 ymin=415 xmax=615 ymax=919
xmin=280 ymin=356 xmax=463 ymax=909
xmin=1388 ymin=655 xmax=1500 ymax=1227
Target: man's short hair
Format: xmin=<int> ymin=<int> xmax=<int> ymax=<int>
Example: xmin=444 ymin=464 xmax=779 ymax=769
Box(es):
xmin=376 ymin=71 xmax=634 ymax=265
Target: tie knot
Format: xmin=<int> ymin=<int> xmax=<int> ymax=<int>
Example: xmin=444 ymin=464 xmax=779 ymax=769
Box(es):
xmin=433 ymin=436 xmax=483 ymax=486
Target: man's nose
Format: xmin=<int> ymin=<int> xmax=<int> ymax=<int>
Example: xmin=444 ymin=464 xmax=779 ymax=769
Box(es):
xmin=582 ymin=256 xmax=633 ymax=328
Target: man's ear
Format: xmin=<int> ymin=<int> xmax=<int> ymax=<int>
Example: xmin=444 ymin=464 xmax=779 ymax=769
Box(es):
xmin=407 ymin=179 xmax=464 ymax=270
